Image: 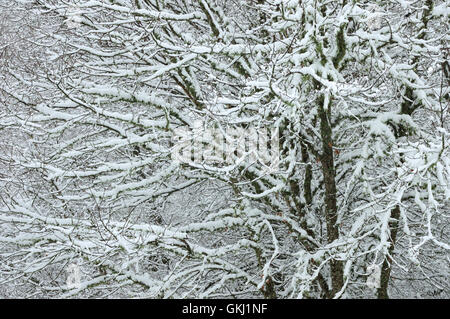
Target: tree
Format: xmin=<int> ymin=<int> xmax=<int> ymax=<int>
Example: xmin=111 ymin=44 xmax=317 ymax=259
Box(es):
xmin=0 ymin=0 xmax=448 ymax=298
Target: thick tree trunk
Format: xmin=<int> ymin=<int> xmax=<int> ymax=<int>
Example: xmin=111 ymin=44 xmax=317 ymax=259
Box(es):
xmin=376 ymin=2 xmax=435 ymax=299
xmin=318 ymin=98 xmax=344 ymax=297
xmin=377 ymin=205 xmax=401 ymax=299
xmin=262 ymin=276 xmax=277 ymax=299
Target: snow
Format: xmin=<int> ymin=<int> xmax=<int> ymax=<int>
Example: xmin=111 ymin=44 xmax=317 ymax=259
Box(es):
xmin=1 ymin=0 xmax=449 ymax=299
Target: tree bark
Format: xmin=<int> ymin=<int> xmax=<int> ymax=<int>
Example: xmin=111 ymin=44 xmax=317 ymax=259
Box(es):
xmin=377 ymin=205 xmax=401 ymax=299
xmin=318 ymin=97 xmax=344 ymax=297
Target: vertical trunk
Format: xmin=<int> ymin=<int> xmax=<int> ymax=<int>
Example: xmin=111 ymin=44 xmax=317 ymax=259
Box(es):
xmin=318 ymin=97 xmax=344 ymax=297
xmin=262 ymin=276 xmax=277 ymax=299
xmin=377 ymin=205 xmax=401 ymax=299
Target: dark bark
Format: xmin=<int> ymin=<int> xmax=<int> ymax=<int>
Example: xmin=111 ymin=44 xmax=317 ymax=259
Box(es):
xmin=300 ymin=141 xmax=332 ymax=297
xmin=301 ymin=142 xmax=313 ymax=206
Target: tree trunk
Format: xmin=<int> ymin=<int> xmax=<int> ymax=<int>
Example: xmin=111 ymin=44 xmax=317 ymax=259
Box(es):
xmin=377 ymin=205 xmax=401 ymax=299
xmin=319 ymin=97 xmax=344 ymax=297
